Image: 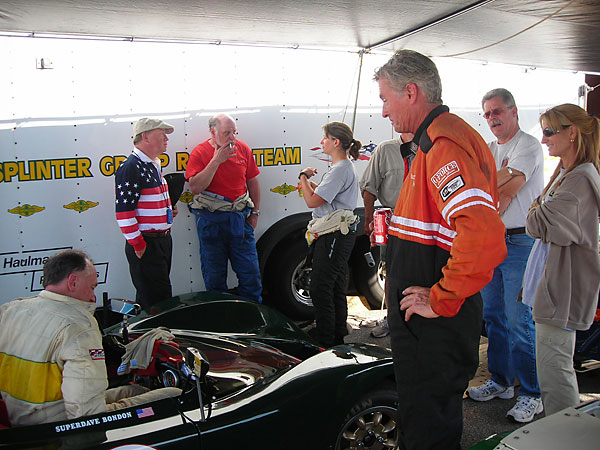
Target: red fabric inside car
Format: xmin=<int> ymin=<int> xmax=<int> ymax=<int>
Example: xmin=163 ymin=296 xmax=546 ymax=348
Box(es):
xmin=0 ymin=397 xmax=11 ymax=428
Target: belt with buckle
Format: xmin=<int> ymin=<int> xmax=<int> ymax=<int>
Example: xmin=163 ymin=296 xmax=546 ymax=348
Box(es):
xmin=142 ymin=229 xmax=171 ymax=238
xmin=506 ymin=227 xmax=526 ymax=236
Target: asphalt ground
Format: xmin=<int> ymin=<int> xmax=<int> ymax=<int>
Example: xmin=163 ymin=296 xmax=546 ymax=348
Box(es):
xmin=303 ymin=296 xmax=600 ymax=449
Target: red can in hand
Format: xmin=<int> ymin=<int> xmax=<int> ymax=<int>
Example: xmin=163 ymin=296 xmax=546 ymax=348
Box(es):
xmin=373 ymin=208 xmax=392 ymax=245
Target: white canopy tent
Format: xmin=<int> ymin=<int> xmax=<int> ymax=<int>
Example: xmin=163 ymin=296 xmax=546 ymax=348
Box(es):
xmin=0 ymin=0 xmax=599 ymax=73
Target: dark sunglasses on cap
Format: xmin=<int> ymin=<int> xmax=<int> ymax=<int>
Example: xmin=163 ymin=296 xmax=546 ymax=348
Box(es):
xmin=542 ymin=125 xmax=569 ymax=137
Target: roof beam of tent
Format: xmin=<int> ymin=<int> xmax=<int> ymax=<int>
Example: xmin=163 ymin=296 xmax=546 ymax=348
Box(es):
xmin=364 ymin=0 xmax=496 ymax=52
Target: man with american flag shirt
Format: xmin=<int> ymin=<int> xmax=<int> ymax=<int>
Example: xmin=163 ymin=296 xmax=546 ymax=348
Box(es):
xmin=115 ymin=118 xmax=177 ymax=311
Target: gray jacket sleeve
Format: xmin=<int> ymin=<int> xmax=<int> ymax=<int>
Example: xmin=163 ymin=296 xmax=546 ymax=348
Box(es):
xmin=526 ymin=174 xmax=585 ymax=246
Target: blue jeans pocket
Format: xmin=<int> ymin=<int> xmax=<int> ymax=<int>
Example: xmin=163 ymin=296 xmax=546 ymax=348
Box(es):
xmin=243 ymin=220 xmax=256 ymax=240
xmin=197 ymin=217 xmax=219 ymax=240
xmin=507 ymin=233 xmax=534 ymax=248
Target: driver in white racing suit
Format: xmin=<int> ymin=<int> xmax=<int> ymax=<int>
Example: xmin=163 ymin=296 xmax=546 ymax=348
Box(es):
xmin=0 ymin=249 xmax=180 ymax=427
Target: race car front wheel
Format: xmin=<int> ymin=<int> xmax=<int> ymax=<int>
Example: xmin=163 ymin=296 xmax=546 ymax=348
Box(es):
xmin=335 ymin=385 xmax=399 ymax=450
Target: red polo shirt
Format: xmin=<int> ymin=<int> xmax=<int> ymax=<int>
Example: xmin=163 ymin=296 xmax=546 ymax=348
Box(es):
xmin=185 ymin=139 xmax=260 ymax=200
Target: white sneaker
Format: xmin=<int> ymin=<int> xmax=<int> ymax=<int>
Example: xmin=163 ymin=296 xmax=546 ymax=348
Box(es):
xmin=467 ymin=379 xmax=515 ymax=402
xmin=371 ymin=317 xmax=389 ymax=338
xmin=361 ymin=318 xmax=380 ymax=328
xmin=506 ymin=396 xmax=543 ymax=423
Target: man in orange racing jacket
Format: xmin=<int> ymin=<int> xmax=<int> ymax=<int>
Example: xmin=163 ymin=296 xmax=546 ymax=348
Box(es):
xmin=374 ymin=50 xmax=507 ymax=450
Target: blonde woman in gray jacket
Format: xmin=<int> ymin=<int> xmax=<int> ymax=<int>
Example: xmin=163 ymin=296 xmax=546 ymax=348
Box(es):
xmin=523 ymin=103 xmax=600 ymax=416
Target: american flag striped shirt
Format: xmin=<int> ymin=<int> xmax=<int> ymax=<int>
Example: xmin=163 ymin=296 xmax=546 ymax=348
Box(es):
xmin=115 ymin=149 xmax=172 ymax=251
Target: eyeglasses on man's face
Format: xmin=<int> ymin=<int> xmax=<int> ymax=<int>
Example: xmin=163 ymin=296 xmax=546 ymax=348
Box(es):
xmin=483 ymin=105 xmax=514 ymax=119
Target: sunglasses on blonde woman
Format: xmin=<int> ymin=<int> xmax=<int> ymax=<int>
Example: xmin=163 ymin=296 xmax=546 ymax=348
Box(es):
xmin=542 ymin=125 xmax=569 ymax=137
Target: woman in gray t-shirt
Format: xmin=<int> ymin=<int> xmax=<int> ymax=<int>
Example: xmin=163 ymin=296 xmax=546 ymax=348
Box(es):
xmin=298 ymin=121 xmax=360 ymax=347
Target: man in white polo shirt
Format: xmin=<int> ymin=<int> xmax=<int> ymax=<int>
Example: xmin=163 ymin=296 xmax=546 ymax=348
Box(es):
xmin=467 ymin=88 xmax=544 ymax=423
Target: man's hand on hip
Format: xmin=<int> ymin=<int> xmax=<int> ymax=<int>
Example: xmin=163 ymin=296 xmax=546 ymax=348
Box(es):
xmin=400 ymin=286 xmax=440 ymax=321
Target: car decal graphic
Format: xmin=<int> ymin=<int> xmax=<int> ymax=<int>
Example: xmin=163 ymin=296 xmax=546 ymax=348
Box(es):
xmin=440 ymin=175 xmax=465 ymax=202
xmin=55 ymin=411 xmax=134 ymax=433
xmin=89 ymin=349 xmax=105 ymax=360
xmin=55 ymin=417 xmax=101 ymax=433
xmin=63 ymin=199 xmax=99 ymax=213
xmin=102 ymin=411 xmax=133 ymax=422
xmin=8 ymin=204 xmax=45 ymax=217
xmin=431 ymin=161 xmax=460 ymax=189
xmin=136 ymin=407 xmax=154 ymax=418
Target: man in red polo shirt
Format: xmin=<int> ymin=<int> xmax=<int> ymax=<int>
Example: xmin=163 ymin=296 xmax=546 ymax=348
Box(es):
xmin=185 ymin=114 xmax=262 ymax=302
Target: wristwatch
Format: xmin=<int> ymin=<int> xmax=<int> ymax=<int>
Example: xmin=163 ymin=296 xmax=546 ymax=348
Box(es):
xmin=507 ymin=167 xmax=514 ymax=176
xmin=251 ymin=210 xmax=260 ymax=216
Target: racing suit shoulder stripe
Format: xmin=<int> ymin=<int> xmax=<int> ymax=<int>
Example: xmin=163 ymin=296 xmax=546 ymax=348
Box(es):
xmin=389 ymin=215 xmax=456 ymax=251
xmin=390 ymin=215 xmax=457 ymax=238
xmin=444 ymin=200 xmax=498 ymax=225
xmin=0 ymin=352 xmax=62 ymax=404
xmin=441 ymin=188 xmax=497 ymax=223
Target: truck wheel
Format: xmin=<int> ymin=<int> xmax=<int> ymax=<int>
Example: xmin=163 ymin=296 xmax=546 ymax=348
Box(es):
xmin=352 ymin=244 xmax=385 ymax=309
xmin=273 ymin=238 xmax=315 ymax=320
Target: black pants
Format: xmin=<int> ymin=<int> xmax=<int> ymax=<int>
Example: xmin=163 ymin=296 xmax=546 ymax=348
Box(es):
xmin=309 ymin=230 xmax=356 ymax=348
xmin=388 ymin=279 xmax=482 ymax=450
xmin=125 ymin=235 xmax=173 ymax=311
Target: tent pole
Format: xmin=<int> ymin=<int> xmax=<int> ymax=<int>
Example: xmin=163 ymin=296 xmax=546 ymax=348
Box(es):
xmin=351 ymin=50 xmax=365 ymax=133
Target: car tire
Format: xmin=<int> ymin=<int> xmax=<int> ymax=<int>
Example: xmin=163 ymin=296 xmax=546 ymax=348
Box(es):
xmin=272 ymin=237 xmax=315 ymax=320
xmin=351 ymin=243 xmax=385 ymax=310
xmin=335 ymin=384 xmax=399 ymax=450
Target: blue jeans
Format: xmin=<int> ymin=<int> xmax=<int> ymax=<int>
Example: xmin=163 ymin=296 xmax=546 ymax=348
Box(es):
xmin=482 ymin=233 xmax=540 ymax=398
xmin=194 ymin=209 xmax=262 ymax=303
